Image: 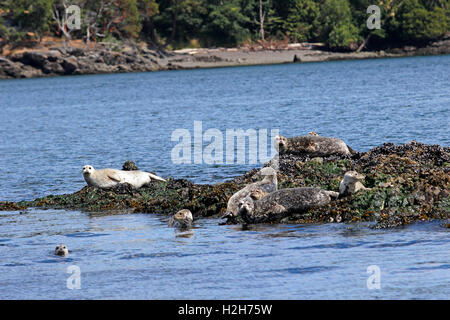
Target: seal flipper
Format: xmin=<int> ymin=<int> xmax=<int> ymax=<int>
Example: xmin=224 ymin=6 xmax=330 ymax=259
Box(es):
xmin=106 ymin=172 xmax=122 ymax=183
xmin=148 ymin=172 xmax=166 ymax=182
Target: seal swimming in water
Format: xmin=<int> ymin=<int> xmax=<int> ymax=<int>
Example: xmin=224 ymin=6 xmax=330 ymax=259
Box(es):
xmin=222 ymin=167 xmax=278 ymax=218
xmin=339 ymin=171 xmax=370 ymax=197
xmin=82 ymin=165 xmax=166 ymax=189
xmin=54 ymin=244 xmax=69 ymax=256
xmin=275 ymin=134 xmax=355 ymax=156
xmin=168 ymin=209 xmax=193 ymax=228
xmin=238 ymin=187 xmax=338 ymax=224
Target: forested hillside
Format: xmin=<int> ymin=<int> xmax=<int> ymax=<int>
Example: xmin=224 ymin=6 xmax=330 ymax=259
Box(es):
xmin=0 ymin=0 xmax=449 ymax=52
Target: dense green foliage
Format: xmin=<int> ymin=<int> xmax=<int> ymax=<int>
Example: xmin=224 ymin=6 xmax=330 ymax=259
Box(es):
xmin=0 ymin=0 xmax=449 ymax=51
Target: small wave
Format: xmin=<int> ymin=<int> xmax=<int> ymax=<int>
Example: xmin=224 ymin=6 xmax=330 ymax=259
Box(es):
xmin=273 ymin=266 xmax=337 ymax=274
xmin=65 ymin=232 xmax=110 ymax=238
xmin=119 ymin=252 xmax=195 ymax=260
xmin=2 ymin=262 xmax=30 ymax=267
xmin=289 ymin=241 xmax=368 ymax=250
xmin=367 ymin=239 xmax=432 ymax=248
xmin=407 ymin=264 xmax=450 ymax=271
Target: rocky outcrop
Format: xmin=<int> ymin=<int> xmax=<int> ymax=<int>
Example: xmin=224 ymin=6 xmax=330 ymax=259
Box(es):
xmin=1 ymin=141 xmax=448 ymax=229
xmin=0 ymin=45 xmax=165 ymax=79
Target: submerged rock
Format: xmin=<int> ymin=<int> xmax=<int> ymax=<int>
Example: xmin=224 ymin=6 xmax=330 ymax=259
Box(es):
xmin=0 ymin=141 xmax=448 ymax=228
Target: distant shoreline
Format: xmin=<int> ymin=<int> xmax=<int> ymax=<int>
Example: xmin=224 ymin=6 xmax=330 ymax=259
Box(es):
xmin=1 ymin=37 xmax=449 ymax=79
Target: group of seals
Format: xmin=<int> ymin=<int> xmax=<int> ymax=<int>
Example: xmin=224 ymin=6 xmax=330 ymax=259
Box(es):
xmin=77 ymin=133 xmax=367 ymax=228
xmin=82 ymin=165 xmax=166 ymax=189
xmin=222 ymin=167 xmax=278 ymax=219
xmin=238 ymin=187 xmax=339 ymax=224
xmin=232 ymin=169 xmax=368 ymax=224
xmin=217 ymin=133 xmax=368 ymax=224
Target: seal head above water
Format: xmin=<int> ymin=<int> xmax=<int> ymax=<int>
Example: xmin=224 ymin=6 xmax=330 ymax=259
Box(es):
xmin=54 ymin=244 xmax=69 ymax=256
xmin=169 ymin=209 xmax=193 ymax=228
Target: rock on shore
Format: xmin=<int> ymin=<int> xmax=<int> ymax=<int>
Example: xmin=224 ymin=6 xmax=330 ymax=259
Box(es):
xmin=1 ymin=141 xmax=448 ymax=229
xmin=0 ymin=45 xmax=168 ymax=79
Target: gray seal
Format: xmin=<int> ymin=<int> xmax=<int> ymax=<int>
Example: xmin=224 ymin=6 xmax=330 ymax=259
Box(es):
xmin=238 ymin=187 xmax=338 ymax=224
xmin=222 ymin=167 xmax=277 ymax=218
xmin=275 ymin=135 xmax=353 ymax=156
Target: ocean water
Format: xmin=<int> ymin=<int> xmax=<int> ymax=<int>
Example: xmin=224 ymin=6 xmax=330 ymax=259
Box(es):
xmin=0 ymin=55 xmax=449 ymax=299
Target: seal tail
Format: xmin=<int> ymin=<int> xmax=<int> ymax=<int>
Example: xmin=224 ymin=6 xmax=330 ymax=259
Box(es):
xmin=347 ymin=145 xmax=358 ymax=155
xmin=148 ymin=172 xmax=166 ymax=182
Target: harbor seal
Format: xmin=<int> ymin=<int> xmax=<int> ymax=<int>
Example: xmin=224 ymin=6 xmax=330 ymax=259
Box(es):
xmin=222 ymin=167 xmax=278 ymax=218
xmin=238 ymin=187 xmax=338 ymax=224
xmin=339 ymin=171 xmax=370 ymax=197
xmin=168 ymin=209 xmax=193 ymax=228
xmin=275 ymin=135 xmax=353 ymax=156
xmin=82 ymin=165 xmax=166 ymax=189
xmin=54 ymin=244 xmax=69 ymax=256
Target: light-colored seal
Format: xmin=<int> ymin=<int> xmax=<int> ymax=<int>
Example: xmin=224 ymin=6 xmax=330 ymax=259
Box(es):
xmin=222 ymin=167 xmax=278 ymax=218
xmin=82 ymin=165 xmax=166 ymax=189
xmin=339 ymin=171 xmax=369 ymax=197
xmin=275 ymin=135 xmax=353 ymax=156
xmin=238 ymin=187 xmax=338 ymax=224
xmin=247 ymin=188 xmax=268 ymax=201
xmin=54 ymin=244 xmax=69 ymax=256
xmin=169 ymin=209 xmax=193 ymax=228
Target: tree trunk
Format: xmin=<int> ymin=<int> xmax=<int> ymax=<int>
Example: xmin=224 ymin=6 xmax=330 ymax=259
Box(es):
xmin=165 ymin=4 xmax=178 ymax=48
xmin=259 ymin=0 xmax=265 ymax=41
xmin=356 ymin=34 xmax=372 ymax=53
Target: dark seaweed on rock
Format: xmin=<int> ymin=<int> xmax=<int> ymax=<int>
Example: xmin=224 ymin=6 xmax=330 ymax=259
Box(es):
xmin=0 ymin=141 xmax=448 ymax=228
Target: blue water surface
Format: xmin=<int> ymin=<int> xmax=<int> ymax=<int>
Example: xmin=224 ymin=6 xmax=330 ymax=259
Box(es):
xmin=0 ymin=55 xmax=449 ymax=299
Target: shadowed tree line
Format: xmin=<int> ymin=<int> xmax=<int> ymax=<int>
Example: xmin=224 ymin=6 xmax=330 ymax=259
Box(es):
xmin=0 ymin=0 xmax=448 ymax=52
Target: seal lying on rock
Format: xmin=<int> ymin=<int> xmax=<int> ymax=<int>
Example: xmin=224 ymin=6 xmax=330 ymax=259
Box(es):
xmin=275 ymin=134 xmax=354 ymax=156
xmin=54 ymin=244 xmax=69 ymax=256
xmin=82 ymin=165 xmax=166 ymax=189
xmin=222 ymin=167 xmax=278 ymax=218
xmin=169 ymin=209 xmax=193 ymax=228
xmin=238 ymin=187 xmax=339 ymax=224
xmin=339 ymin=171 xmax=369 ymax=197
